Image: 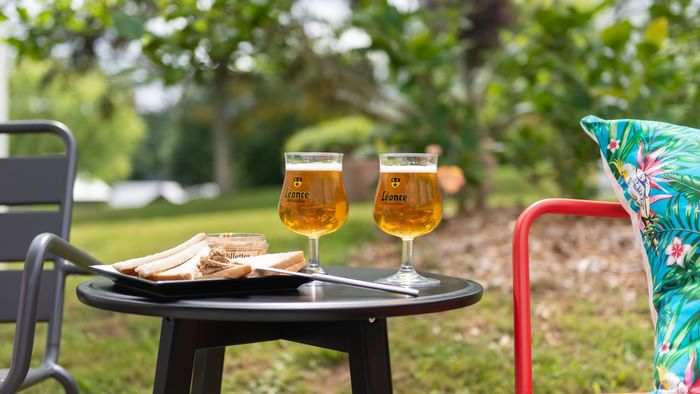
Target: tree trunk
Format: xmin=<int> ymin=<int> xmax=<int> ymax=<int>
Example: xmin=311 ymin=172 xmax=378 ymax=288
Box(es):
xmin=212 ymin=64 xmax=233 ymax=193
xmin=475 ymin=140 xmax=497 ymax=210
xmin=457 ymin=0 xmax=512 ymax=212
xmin=459 ymin=63 xmax=494 ymax=212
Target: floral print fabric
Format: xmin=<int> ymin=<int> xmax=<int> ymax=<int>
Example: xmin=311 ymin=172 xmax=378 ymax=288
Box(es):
xmin=581 ymin=115 xmax=700 ymax=394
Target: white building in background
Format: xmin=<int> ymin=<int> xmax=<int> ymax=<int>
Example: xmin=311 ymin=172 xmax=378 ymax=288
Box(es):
xmin=73 ymin=178 xmax=220 ymax=208
xmin=108 ymin=181 xmax=188 ymax=209
xmin=73 ymin=176 xmax=112 ymax=203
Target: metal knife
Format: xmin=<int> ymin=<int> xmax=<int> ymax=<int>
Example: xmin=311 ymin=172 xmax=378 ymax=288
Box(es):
xmin=254 ymin=266 xmax=420 ymax=297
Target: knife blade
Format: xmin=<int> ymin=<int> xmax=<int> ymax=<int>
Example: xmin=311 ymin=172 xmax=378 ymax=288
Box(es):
xmin=254 ymin=266 xmax=420 ymax=297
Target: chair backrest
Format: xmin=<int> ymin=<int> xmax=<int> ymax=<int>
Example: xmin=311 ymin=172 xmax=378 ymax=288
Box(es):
xmin=0 ymin=121 xmax=76 ymax=324
xmin=511 ymin=198 xmax=628 ymax=394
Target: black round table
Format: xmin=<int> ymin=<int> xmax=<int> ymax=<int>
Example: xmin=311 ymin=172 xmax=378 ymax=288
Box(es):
xmin=77 ymin=267 xmax=483 ymax=394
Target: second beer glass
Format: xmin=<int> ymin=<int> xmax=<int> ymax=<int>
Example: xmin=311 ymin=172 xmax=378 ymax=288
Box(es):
xmin=278 ymin=152 xmax=348 ymax=276
xmin=373 ymin=153 xmax=442 ymax=287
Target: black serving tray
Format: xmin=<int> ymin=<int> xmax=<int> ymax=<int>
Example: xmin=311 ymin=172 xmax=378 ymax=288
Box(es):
xmin=88 ymin=265 xmax=310 ymax=298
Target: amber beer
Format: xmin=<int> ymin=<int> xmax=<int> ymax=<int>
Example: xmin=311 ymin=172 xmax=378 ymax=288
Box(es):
xmin=279 ymin=163 xmax=348 ymax=238
xmin=373 ymin=167 xmax=442 ymax=239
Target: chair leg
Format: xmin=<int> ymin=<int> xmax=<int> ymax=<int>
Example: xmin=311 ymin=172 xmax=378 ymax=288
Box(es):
xmin=50 ymin=364 xmax=79 ymax=394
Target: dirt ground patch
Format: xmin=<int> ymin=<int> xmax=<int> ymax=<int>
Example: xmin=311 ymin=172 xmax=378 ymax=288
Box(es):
xmin=349 ymin=207 xmax=649 ymax=319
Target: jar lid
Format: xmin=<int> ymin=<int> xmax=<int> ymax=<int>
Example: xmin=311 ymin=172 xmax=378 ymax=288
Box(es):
xmin=207 ymin=233 xmax=266 ymax=240
xmin=206 ymin=233 xmax=268 ymax=248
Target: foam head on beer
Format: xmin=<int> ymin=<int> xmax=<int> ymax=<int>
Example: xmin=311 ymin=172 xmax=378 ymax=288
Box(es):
xmin=285 ymin=162 xmax=343 ymax=172
xmin=379 ymin=164 xmax=437 ymax=173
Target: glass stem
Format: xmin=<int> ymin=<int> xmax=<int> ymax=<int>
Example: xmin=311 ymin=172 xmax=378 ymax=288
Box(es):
xmin=400 ymin=237 xmax=415 ymax=273
xmin=306 ymin=236 xmax=325 ymax=274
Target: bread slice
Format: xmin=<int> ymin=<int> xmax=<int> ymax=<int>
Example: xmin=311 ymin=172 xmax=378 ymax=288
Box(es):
xmin=196 ymin=264 xmax=252 ymax=280
xmin=283 ymin=261 xmax=307 ymax=274
xmin=231 ymin=251 xmax=305 ymax=277
xmin=152 ymin=246 xmax=210 ymax=281
xmin=135 ymin=241 xmax=208 ymax=279
xmin=113 ymin=233 xmax=206 ymax=275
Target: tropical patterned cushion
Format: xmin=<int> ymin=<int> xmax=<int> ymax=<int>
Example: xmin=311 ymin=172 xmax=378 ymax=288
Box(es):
xmin=581 ymin=115 xmax=700 ymax=394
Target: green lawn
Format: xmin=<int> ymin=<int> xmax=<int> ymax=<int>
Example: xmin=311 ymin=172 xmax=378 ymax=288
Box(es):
xmin=0 ymin=176 xmax=653 ymax=393
xmin=71 ymin=187 xmax=370 ymax=266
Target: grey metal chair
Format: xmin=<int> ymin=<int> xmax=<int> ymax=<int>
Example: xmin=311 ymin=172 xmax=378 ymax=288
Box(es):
xmin=0 ymin=121 xmax=103 ymax=394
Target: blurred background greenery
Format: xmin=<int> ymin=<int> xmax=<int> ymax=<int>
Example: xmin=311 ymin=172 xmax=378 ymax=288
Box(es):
xmin=6 ymin=0 xmax=700 ymax=206
xmin=1 ymin=0 xmax=697 ymax=392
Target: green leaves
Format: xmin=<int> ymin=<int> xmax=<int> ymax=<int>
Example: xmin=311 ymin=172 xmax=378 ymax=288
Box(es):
xmin=608 ymin=120 xmax=639 ymax=167
xmin=351 ymin=0 xmax=474 ymax=161
xmin=636 ymin=17 xmax=668 ymax=58
xmin=16 ymin=6 xmax=29 ymax=22
xmin=644 ymin=17 xmax=668 ymax=47
xmin=10 ymin=60 xmax=146 ymax=182
xmin=7 ymin=0 xmax=700 ymax=200
xmin=493 ymin=1 xmax=700 ymax=197
xmin=664 ymin=173 xmax=700 ymax=202
xmin=285 ymin=116 xmax=377 ymax=154
xmin=601 ymin=21 xmax=632 ymax=50
xmin=113 ymin=13 xmax=145 ymax=40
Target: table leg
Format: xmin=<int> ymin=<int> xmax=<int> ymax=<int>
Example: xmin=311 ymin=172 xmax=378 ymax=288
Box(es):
xmin=348 ymin=318 xmax=393 ymax=393
xmin=191 ymin=347 xmax=225 ymax=394
xmin=151 ymin=319 xmax=393 ymax=393
xmin=153 ymin=318 xmax=197 ymax=394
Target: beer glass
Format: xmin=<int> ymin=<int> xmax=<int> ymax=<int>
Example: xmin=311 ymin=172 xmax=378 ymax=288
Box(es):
xmin=278 ymin=152 xmax=348 ymax=276
xmin=373 ymin=153 xmax=441 ymax=287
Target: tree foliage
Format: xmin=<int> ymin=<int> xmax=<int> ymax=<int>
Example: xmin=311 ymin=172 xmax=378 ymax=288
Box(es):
xmin=4 ymin=0 xmax=308 ymax=192
xmin=9 ymin=60 xmax=145 ymax=182
xmin=352 ymin=1 xmax=468 ymax=150
xmin=350 ymin=0 xmax=512 ymax=208
xmin=493 ymin=1 xmax=700 ymax=196
xmin=7 ymin=0 xmax=700 ymax=202
xmin=285 ymin=116 xmax=377 ymax=155
xmin=155 ymin=0 xmax=294 ymax=190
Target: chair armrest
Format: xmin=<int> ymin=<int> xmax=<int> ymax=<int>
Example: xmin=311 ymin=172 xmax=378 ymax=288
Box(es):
xmin=1 ymin=233 xmax=103 ymax=394
xmin=511 ymin=198 xmax=627 ymax=394
xmin=62 ymin=261 xmax=95 ymax=276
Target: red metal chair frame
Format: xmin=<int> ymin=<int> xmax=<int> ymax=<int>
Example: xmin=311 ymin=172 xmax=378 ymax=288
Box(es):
xmin=512 ymin=198 xmax=628 ymax=394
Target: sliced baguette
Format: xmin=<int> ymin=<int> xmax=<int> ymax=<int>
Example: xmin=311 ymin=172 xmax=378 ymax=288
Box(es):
xmin=151 ymin=246 xmax=210 ymax=281
xmin=230 ymin=251 xmax=305 ymax=277
xmin=196 ymin=264 xmax=252 ymax=280
xmin=113 ymin=233 xmax=206 ymax=275
xmin=135 ymin=240 xmax=208 ymax=279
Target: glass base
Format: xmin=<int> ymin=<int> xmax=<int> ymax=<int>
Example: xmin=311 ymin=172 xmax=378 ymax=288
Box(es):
xmin=299 ymin=279 xmax=334 ymax=288
xmin=302 ymin=265 xmax=326 ymax=274
xmin=300 ymin=265 xmax=334 ymax=287
xmin=376 ymin=270 xmax=440 ymax=288
xmin=297 ymin=282 xmax=326 ymax=299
